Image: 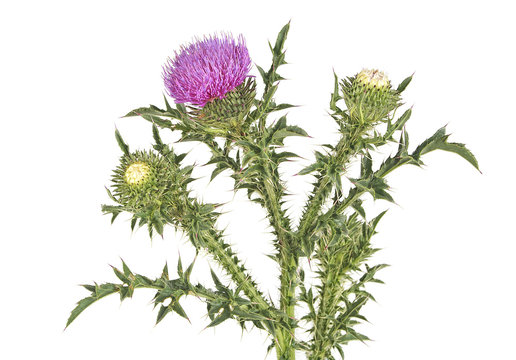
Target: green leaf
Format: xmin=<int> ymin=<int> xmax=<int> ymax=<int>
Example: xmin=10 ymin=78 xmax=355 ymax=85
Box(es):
xmin=339 ymin=328 xmax=371 ymax=343
xmin=207 ymin=307 xmax=231 ymax=328
xmin=184 ymin=257 xmax=196 ymax=282
xmin=161 ymin=262 xmax=169 ymax=280
xmin=210 ymin=269 xmax=226 ymax=292
xmin=272 ymin=151 xmax=300 ymax=163
xmin=298 ymin=162 xmax=323 ymax=175
xmin=65 ymin=284 xmax=119 ymax=329
xmin=256 ymin=64 xmax=268 ymax=84
xmin=171 ymin=301 xmax=190 ymax=322
xmin=66 ymin=297 xmax=97 ymax=329
xmin=272 ymin=21 xmax=290 ymax=58
xmin=163 ymin=94 xmax=174 ymax=113
xmin=360 ymin=153 xmax=373 ymax=179
xmin=156 ymin=304 xmax=172 ymax=324
xmin=330 ymin=71 xmax=342 ymax=111
xmin=111 ymin=265 xmax=129 ymax=284
xmin=114 ymin=129 xmax=129 ymax=155
xmin=152 ymin=124 xmax=163 ymax=147
xmin=121 ymin=260 xmax=132 ymax=277
xmin=413 ymin=126 xmax=480 ymax=172
xmin=397 ymin=73 xmax=414 ymax=93
xmin=231 ymin=308 xmax=269 ymax=321
xmin=370 ymin=210 xmax=388 ymax=232
xmin=385 ymin=108 xmax=412 ymax=139
xmin=123 ymin=103 xmax=182 ymax=120
xmin=431 ymin=141 xmax=480 ymax=172
xmin=105 ymin=186 xmax=117 ymax=203
xmin=269 ymin=103 xmax=298 ymax=113
xmin=352 ymin=200 xmax=366 ymax=219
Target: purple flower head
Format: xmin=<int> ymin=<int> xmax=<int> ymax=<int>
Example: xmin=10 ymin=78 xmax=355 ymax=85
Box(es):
xmin=163 ymin=33 xmax=252 ymax=107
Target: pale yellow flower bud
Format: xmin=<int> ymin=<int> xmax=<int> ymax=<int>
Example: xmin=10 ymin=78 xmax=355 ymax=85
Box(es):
xmin=125 ymin=162 xmax=151 ymax=185
xmin=356 ymin=69 xmax=390 ymax=89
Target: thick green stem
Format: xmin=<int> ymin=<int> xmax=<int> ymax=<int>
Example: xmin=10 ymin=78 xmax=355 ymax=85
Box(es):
xmin=179 ymin=201 xmax=272 ymax=313
xmin=297 ymin=137 xmax=350 ymax=240
xmin=257 ymin=152 xmax=296 ymax=360
xmin=310 ymin=257 xmax=352 ymax=360
xmin=297 ymin=124 xmax=366 ymax=242
xmin=297 ymin=176 xmax=332 ymax=240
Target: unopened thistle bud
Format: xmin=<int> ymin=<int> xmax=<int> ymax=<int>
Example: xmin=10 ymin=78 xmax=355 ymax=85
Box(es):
xmin=124 ymin=162 xmax=151 ymax=185
xmin=111 ymin=151 xmax=164 ymax=208
xmin=342 ymin=69 xmax=400 ymax=124
xmin=108 ymin=151 xmax=190 ymax=234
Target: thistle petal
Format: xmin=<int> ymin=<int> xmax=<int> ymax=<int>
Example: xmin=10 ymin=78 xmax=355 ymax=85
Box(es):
xmin=163 ymin=34 xmax=252 ymax=107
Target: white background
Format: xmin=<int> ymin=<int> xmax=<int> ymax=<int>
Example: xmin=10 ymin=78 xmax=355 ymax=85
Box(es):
xmin=1 ymin=1 xmax=515 ymax=359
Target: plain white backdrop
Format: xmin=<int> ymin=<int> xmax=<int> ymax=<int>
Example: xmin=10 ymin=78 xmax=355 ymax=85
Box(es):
xmin=1 ymin=0 xmax=515 ymax=359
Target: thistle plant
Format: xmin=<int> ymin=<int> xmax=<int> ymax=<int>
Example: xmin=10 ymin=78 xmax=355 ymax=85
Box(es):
xmin=67 ymin=23 xmax=479 ymax=360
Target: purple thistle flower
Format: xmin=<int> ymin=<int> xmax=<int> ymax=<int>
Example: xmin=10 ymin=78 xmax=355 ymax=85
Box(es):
xmin=163 ymin=34 xmax=252 ymax=107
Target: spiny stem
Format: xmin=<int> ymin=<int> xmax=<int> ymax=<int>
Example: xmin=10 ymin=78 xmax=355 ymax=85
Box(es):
xmin=202 ymin=229 xmax=271 ymax=310
xmin=296 ymin=124 xmax=366 ymax=242
xmin=254 ymin=148 xmax=297 ymax=360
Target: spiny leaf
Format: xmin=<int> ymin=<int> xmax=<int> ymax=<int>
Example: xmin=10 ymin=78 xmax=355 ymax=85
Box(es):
xmin=111 ymin=265 xmax=129 ymax=284
xmin=298 ymin=162 xmax=323 ymax=175
xmin=184 ymin=257 xmax=196 ymax=282
xmin=269 ymin=103 xmax=298 ymax=113
xmin=397 ymin=73 xmax=414 ymax=93
xmin=163 ymin=94 xmax=174 ymax=113
xmin=385 ymin=108 xmax=412 ymax=139
xmin=152 ymin=124 xmax=163 ymax=147
xmin=232 ymin=308 xmax=269 ymax=321
xmin=123 ymin=103 xmax=182 ymax=119
xmin=210 ymin=269 xmax=226 ymax=292
xmin=66 ymin=297 xmax=97 ymax=329
xmin=330 ymin=71 xmax=342 ymax=111
xmin=272 ymin=21 xmax=290 ymax=58
xmin=115 ymin=129 xmax=129 ymax=155
xmin=156 ymin=304 xmax=172 ymax=324
xmin=65 ymin=284 xmax=119 ymax=329
xmin=161 ymin=262 xmax=169 ymax=280
xmin=172 ymin=301 xmax=190 ymax=322
xmin=207 ymin=307 xmax=231 ymax=328
xmin=177 ymin=256 xmax=183 ymax=278
xmin=256 ymin=64 xmax=268 ymax=84
xmin=413 ymin=126 xmax=480 ymax=172
xmin=122 ymin=259 xmax=132 ymax=277
xmin=370 ymin=210 xmax=388 ymax=231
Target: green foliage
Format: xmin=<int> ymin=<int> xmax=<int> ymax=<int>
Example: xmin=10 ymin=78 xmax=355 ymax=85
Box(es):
xmin=68 ymin=22 xmax=479 ymax=360
xmin=66 ymin=259 xmax=280 ymax=331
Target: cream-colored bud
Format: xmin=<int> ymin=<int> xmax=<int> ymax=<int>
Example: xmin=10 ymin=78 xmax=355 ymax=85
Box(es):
xmin=125 ymin=162 xmax=151 ymax=185
xmin=356 ymin=69 xmax=390 ymax=89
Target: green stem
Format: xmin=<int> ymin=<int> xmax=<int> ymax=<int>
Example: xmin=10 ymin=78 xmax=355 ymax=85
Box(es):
xmin=256 ymin=151 xmax=296 ymax=360
xmin=297 ymin=136 xmax=349 ymax=240
xmin=297 ymin=124 xmax=366 ymax=243
xmin=178 ymin=200 xmax=272 ymax=313
xmin=203 ymin=229 xmax=271 ymax=310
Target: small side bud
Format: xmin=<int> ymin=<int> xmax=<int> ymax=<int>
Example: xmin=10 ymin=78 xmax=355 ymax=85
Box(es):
xmin=342 ymin=68 xmax=400 ymax=124
xmin=107 ymin=151 xmax=190 ymax=235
